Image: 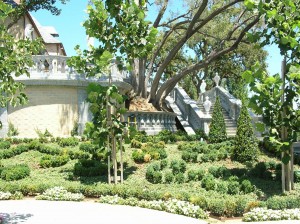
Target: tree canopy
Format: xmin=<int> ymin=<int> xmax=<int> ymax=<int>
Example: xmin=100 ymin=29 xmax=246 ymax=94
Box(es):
xmin=0 ymin=2 xmax=42 ymax=116
xmin=4 ymin=0 xmax=68 ymax=28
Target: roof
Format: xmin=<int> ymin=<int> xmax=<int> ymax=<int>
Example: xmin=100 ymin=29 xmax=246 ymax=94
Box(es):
xmin=31 ymin=15 xmax=62 ymax=44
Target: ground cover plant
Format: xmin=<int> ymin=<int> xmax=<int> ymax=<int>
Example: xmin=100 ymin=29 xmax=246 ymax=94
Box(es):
xmin=0 ymin=132 xmax=299 ymax=220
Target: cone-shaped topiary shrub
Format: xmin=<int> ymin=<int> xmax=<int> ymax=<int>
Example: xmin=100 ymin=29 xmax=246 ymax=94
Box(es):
xmin=233 ymin=102 xmax=259 ymax=163
xmin=208 ymin=97 xmax=227 ymax=143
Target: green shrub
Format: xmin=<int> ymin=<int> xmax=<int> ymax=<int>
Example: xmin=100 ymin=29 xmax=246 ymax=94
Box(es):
xmin=209 ymin=198 xmax=226 ymax=216
xmin=74 ymin=160 xmax=107 ymax=177
xmin=132 ymin=149 xmax=145 ymax=163
xmin=216 ymin=181 xmax=228 ymax=194
xmin=132 ymin=143 xmax=167 ymax=164
xmin=182 ymin=150 xmax=198 ymax=163
xmin=40 ymin=155 xmax=69 ymax=168
xmin=38 ymin=145 xmax=61 ymax=155
xmin=13 ymin=144 xmax=30 ymax=154
xmin=68 ymin=149 xmax=90 ymax=160
xmin=294 ymin=171 xmax=300 ymax=183
xmin=197 ymin=169 xmax=206 ymax=181
xmin=145 ymin=164 xmax=162 ymax=184
xmin=195 ymin=129 xmax=208 ymax=141
xmin=232 ymin=103 xmax=259 ymax=163
xmin=0 ymin=141 xmax=11 ymax=149
xmin=170 ymin=159 xmax=186 ymax=174
xmin=164 ymin=171 xmax=174 ymax=184
xmin=240 ymin=179 xmax=254 ymax=194
xmin=79 ymin=141 xmax=97 ymax=154
xmin=208 ymin=166 xmax=230 ymax=178
xmin=157 ymin=130 xmax=176 ymax=143
xmin=160 ymin=159 xmax=168 ymax=169
xmin=189 ymin=195 xmax=208 ymax=210
xmin=28 ymin=140 xmax=42 ymax=150
xmin=175 ymin=173 xmax=185 ymax=183
xmin=1 ymin=164 xmax=30 ymax=181
xmin=208 ymin=97 xmax=227 ymax=143
xmin=131 ymin=139 xmax=143 ymax=148
xmin=187 ymin=169 xmax=198 ymax=182
xmin=201 ymin=174 xmax=216 ymax=191
xmin=227 ymin=180 xmax=240 ymax=195
xmin=58 ymin=137 xmax=79 ymax=147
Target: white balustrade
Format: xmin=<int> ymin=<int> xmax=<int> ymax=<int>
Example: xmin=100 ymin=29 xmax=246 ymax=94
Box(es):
xmin=124 ymin=112 xmax=177 ymax=135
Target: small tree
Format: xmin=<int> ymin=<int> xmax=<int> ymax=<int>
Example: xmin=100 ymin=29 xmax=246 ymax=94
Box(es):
xmin=233 ymin=103 xmax=259 ymax=163
xmin=208 ymin=97 xmax=227 ymax=143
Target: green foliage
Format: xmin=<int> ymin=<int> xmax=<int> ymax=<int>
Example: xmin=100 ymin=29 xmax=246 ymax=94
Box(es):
xmin=174 ymin=173 xmax=185 ymax=184
xmin=233 ymin=103 xmax=259 ymax=163
xmin=79 ymin=141 xmax=97 ymax=154
xmin=0 ymin=141 xmax=11 ymax=149
xmin=0 ymin=2 xmax=42 ymax=120
xmin=1 ymin=164 xmax=30 ymax=181
xmin=201 ymin=174 xmax=216 ymax=191
xmin=68 ymin=0 xmax=157 ymax=75
xmin=68 ymin=149 xmax=90 ymax=160
xmin=40 ymin=155 xmax=69 ymax=168
xmin=71 ymin=122 xmax=79 ymax=137
xmin=57 ymin=137 xmax=79 ymax=147
xmin=208 ymin=97 xmax=227 ymax=143
xmin=250 ymin=161 xmax=281 ymax=180
xmin=145 ymin=163 xmax=163 ymax=184
xmin=130 ymin=139 xmax=142 ymax=148
xmin=227 ymin=179 xmax=240 ymax=195
xmin=164 ymin=171 xmax=174 ymax=184
xmin=157 ymin=130 xmax=176 ymax=143
xmin=170 ymin=159 xmax=186 ymax=175
xmin=73 ymin=159 xmax=107 ymax=177
xmin=208 ymin=166 xmax=230 ymax=179
xmin=187 ymin=169 xmax=198 ymax=182
xmin=7 ymin=122 xmax=19 ymax=137
xmin=240 ymin=180 xmax=254 ymax=194
xmin=83 ymin=83 xmax=127 ymax=152
xmin=131 ymin=142 xmax=167 ymax=163
xmin=294 ymin=171 xmax=300 ymax=183
xmin=266 ymin=195 xmax=300 ymax=210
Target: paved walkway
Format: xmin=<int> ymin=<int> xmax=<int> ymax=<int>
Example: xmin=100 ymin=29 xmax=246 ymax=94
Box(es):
xmin=0 ymin=200 xmax=207 ymax=224
xmin=0 ymin=200 xmax=299 ymax=224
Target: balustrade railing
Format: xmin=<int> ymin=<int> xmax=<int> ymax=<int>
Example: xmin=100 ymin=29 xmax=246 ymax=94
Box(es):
xmin=21 ymin=55 xmax=129 ymax=82
xmin=124 ymin=111 xmax=177 ymax=135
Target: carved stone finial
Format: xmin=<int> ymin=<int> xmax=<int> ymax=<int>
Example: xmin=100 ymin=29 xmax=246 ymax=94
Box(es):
xmin=213 ymin=73 xmax=220 ymax=86
xmin=200 ymin=80 xmax=207 ymax=93
xmin=203 ymin=96 xmax=212 ymax=115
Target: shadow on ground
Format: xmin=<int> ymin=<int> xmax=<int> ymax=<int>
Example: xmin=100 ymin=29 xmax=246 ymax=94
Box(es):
xmin=1 ymin=212 xmax=33 ymax=224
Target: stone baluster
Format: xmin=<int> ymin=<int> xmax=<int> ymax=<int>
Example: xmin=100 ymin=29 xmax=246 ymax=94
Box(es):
xmin=157 ymin=114 xmax=161 ymax=126
xmin=136 ymin=114 xmax=141 ymax=129
xmin=152 ymin=114 xmax=156 ymax=127
xmin=140 ymin=115 xmax=145 ymax=128
xmin=52 ymin=59 xmax=58 ymax=73
xmin=146 ymin=114 xmax=151 ymax=127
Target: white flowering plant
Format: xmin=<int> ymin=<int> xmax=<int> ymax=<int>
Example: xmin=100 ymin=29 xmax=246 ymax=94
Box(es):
xmin=0 ymin=191 xmax=12 ymax=200
xmin=0 ymin=191 xmax=23 ymax=200
xmin=36 ymin=186 xmax=84 ymax=201
xmin=243 ymin=207 xmax=300 ymax=222
xmin=99 ymin=195 xmax=209 ymax=219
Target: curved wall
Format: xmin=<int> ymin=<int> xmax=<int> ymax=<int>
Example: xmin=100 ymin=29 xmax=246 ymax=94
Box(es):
xmin=8 ymin=86 xmax=78 ymax=138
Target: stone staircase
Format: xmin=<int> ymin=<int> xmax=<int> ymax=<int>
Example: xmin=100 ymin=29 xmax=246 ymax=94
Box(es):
xmin=197 ymin=103 xmax=237 ymax=137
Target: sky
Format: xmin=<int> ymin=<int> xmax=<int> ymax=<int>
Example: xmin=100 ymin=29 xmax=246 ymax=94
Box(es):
xmin=31 ymin=0 xmax=284 ymax=76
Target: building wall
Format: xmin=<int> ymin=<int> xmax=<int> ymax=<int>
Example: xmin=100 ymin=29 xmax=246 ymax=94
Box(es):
xmin=8 ymin=86 xmax=79 ymax=138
